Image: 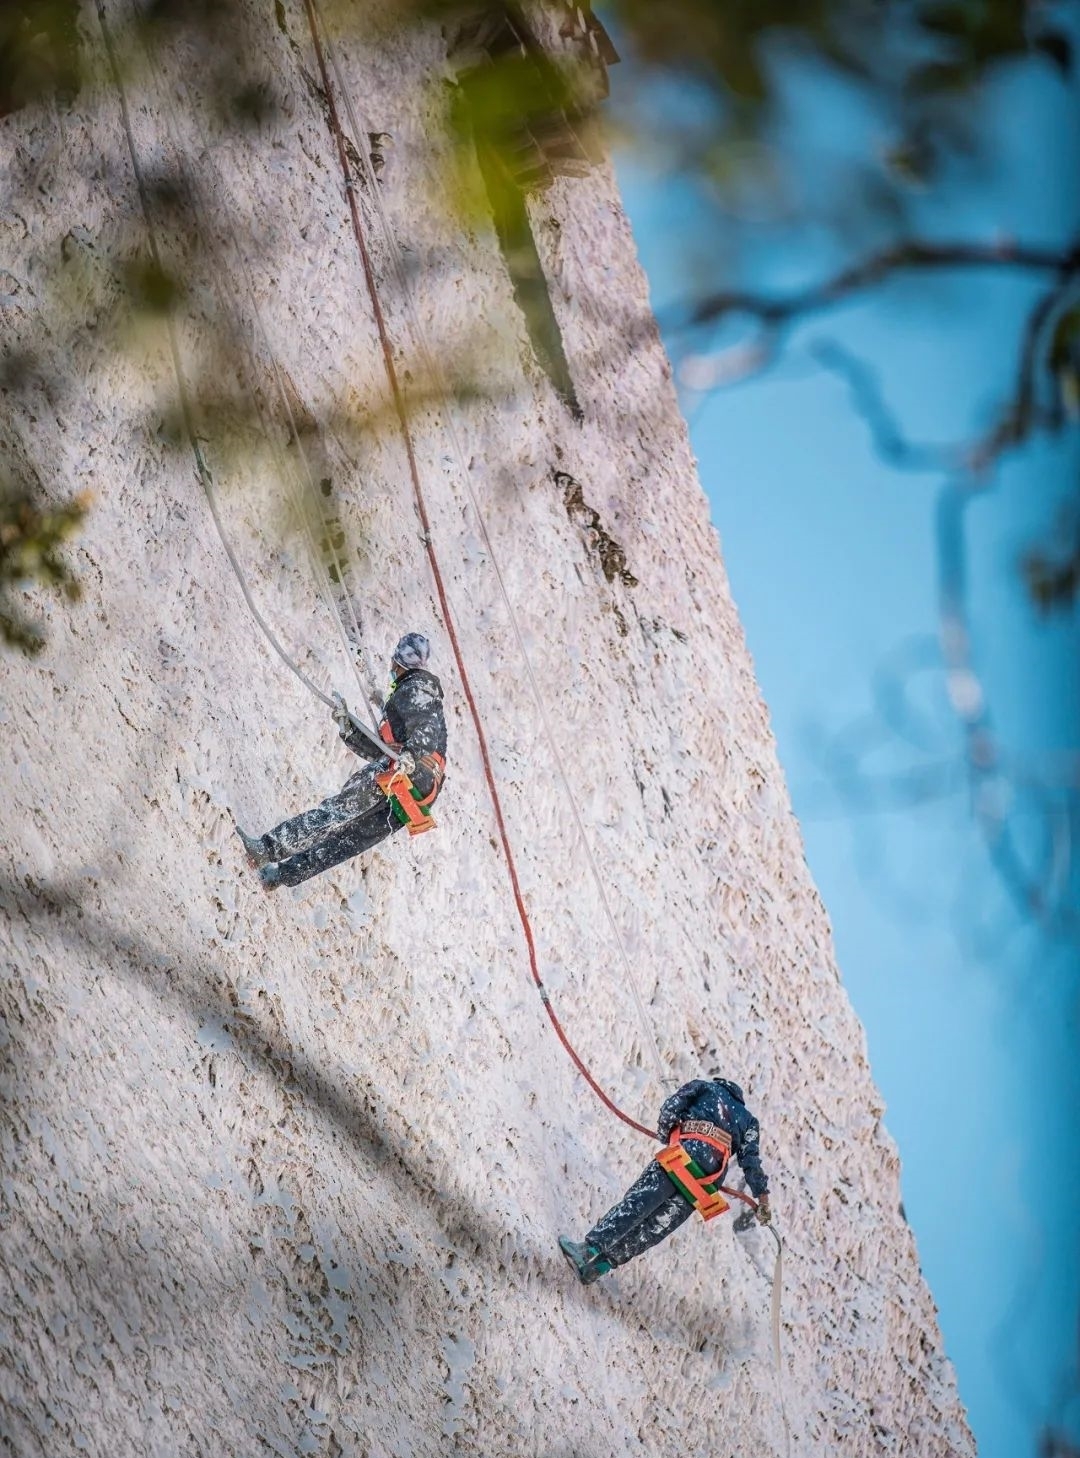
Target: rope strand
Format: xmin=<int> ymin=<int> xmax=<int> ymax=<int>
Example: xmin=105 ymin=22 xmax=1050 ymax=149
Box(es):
xmin=317 ymin=9 xmax=670 ymax=1093
xmin=98 ymin=0 xmax=391 ymax=762
xmin=301 ymin=0 xmax=658 ymax=1136
xmin=306 ymin=23 xmax=787 ymax=1445
xmin=137 ymin=6 xmax=384 ymax=732
xmin=97 ymin=3 xmax=324 ymax=712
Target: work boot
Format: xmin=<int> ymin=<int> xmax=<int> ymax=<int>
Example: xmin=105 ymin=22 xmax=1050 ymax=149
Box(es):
xmin=236 ymin=825 xmax=271 ymax=869
xmin=259 ymin=863 xmax=284 ymax=891
xmin=558 ymin=1236 xmax=611 ymax=1285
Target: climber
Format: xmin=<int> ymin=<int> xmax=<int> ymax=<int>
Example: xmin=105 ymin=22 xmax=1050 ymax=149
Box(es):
xmin=558 ymin=1076 xmax=772 ymax=1285
xmin=235 ymin=632 xmax=447 ymax=889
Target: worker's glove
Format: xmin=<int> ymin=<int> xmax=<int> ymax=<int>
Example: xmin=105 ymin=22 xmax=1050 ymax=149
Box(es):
xmin=755 ymin=1193 xmax=772 ymax=1226
xmin=394 ymin=750 xmax=416 ymax=777
xmin=330 ymin=693 xmax=352 ymax=736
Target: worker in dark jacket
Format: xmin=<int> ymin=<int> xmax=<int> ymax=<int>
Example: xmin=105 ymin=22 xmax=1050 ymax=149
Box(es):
xmin=559 ymin=1077 xmax=772 ymax=1285
xmin=236 ymin=632 xmax=447 ymax=889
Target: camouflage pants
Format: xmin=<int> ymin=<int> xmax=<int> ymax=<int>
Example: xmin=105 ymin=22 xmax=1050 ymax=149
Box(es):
xmin=261 ymin=759 xmax=438 ymax=887
xmin=586 ymin=1139 xmax=724 ymax=1268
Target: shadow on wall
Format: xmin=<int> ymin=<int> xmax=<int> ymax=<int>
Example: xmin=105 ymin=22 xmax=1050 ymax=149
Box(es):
xmin=0 ymin=874 xmax=751 ymax=1362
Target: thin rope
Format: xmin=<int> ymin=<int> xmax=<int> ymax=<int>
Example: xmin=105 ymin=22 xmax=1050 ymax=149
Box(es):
xmin=311 ymin=23 xmax=789 ymax=1433
xmin=97 ymin=2 xmax=329 ymax=712
xmin=98 ymin=0 xmax=390 ymax=760
xmin=131 ymin=13 xmax=384 ymax=733
xmin=300 ymin=0 xmax=659 ymax=1137
xmin=769 ymin=1228 xmax=791 ymax=1458
xmin=272 ymin=356 xmax=385 ymax=730
xmin=318 ymin=12 xmax=670 ymax=1092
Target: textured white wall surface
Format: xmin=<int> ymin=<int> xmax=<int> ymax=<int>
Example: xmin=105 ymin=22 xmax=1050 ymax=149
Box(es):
xmin=0 ymin=5 xmax=974 ymax=1455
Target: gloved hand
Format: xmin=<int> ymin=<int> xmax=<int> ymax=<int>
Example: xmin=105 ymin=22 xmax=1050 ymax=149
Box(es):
xmin=394 ymin=750 xmax=416 ymax=777
xmin=330 ymin=693 xmax=352 ymax=736
xmin=755 ymin=1193 xmax=772 ymax=1226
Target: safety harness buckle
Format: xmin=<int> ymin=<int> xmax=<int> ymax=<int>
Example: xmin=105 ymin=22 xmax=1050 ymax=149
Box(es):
xmin=375 ymin=752 xmax=444 ymax=837
xmin=655 ymin=1128 xmax=731 ymax=1221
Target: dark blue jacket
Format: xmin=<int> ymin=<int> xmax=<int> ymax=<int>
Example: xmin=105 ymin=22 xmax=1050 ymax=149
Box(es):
xmin=657 ymin=1079 xmax=769 ymax=1197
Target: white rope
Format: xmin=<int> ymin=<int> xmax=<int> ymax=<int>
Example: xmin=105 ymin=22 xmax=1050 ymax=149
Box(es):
xmin=768 ymin=1227 xmax=792 ymax=1458
xmin=128 ymin=8 xmax=384 ymax=735
xmin=315 ymin=10 xmax=671 ymax=1092
xmin=100 ymin=0 xmax=390 ymax=760
xmin=97 ymin=1 xmax=335 ymax=717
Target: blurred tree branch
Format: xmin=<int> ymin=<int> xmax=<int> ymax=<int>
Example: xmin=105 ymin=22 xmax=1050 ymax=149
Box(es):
xmin=678 ymin=239 xmax=1080 ymax=459
xmin=688 ymin=238 xmax=1080 ymax=333
xmin=809 ymin=339 xmax=962 ymax=472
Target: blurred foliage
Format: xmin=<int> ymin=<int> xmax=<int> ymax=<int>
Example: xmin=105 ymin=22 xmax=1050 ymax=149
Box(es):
xmin=0 ymin=0 xmax=1076 ymax=660
xmin=1049 ymin=303 xmax=1080 ymax=423
xmin=448 ymin=46 xmax=597 ymax=220
xmin=123 ymin=253 xmax=184 ymax=314
xmin=414 ymin=0 xmax=1076 ymax=198
xmin=1041 ymin=1434 xmax=1080 ymax=1458
xmin=0 ymin=479 xmax=89 ymax=653
xmin=3 ymin=0 xmax=1075 ymax=229
xmin=0 ymin=1 xmax=81 ymax=116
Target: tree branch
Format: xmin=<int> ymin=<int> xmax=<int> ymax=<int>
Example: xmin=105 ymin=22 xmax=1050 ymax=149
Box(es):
xmin=968 ymin=270 xmax=1079 ymax=471
xmin=809 ymin=340 xmax=961 ymax=473
xmin=684 ymin=237 xmax=1080 ymax=331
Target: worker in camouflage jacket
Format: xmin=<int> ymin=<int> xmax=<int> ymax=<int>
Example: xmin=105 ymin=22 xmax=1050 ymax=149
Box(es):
xmin=559 ymin=1077 xmax=772 ymax=1285
xmin=236 ymin=633 xmax=447 ymax=889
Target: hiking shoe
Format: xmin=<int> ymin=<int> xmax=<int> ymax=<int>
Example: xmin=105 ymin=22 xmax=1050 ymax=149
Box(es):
xmin=558 ymin=1236 xmax=611 ymax=1285
xmin=259 ymin=863 xmax=284 ymax=891
xmin=236 ymin=825 xmax=271 ymax=869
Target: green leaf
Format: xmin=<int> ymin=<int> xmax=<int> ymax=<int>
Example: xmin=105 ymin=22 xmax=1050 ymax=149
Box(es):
xmin=0 ymin=483 xmax=89 ymax=655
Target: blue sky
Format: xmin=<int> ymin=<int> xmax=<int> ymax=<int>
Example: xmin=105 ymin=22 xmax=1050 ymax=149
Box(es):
xmin=614 ymin=37 xmax=1079 ymax=1458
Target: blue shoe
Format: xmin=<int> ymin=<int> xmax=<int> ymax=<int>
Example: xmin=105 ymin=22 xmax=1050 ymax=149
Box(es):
xmin=258 ymin=863 xmax=284 ymax=891
xmin=558 ymin=1236 xmax=612 ymax=1285
xmin=236 ymin=825 xmax=271 ymax=869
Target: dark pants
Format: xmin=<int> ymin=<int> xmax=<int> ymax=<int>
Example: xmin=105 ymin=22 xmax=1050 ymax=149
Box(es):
xmin=586 ymin=1139 xmax=725 ymax=1268
xmin=261 ymin=759 xmax=438 ymax=887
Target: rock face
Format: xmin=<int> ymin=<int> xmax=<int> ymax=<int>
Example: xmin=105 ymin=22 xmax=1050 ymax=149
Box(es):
xmin=0 ymin=5 xmax=974 ymax=1456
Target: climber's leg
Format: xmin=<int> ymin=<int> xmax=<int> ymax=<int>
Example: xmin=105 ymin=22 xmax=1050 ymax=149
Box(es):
xmin=257 ymin=764 xmax=386 ymax=863
xmin=587 ymin=1160 xmax=696 ymax=1269
xmin=265 ymin=801 xmax=401 ymax=887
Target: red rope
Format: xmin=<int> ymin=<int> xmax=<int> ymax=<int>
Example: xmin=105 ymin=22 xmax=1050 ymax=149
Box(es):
xmin=301 ymin=0 xmax=657 ymax=1145
xmin=301 ymin=6 xmax=759 ymax=1213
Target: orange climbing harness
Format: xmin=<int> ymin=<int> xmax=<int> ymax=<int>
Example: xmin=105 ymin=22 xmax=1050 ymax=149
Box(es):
xmin=655 ymin=1125 xmax=733 ymax=1221
xmin=376 ymin=751 xmax=445 ymax=835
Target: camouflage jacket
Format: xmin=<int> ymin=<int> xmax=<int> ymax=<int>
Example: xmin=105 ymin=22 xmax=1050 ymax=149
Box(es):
xmin=342 ymin=668 xmax=447 ymax=762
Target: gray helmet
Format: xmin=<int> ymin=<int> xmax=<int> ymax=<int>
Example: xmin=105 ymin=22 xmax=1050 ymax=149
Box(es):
xmin=392 ymin=632 xmax=430 ymax=671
